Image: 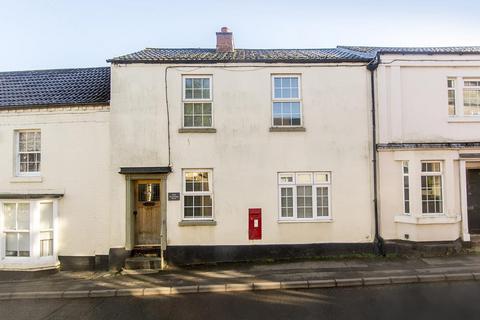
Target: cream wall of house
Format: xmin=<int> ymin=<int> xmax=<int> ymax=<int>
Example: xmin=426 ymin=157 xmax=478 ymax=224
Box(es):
xmin=110 ymin=63 xmax=375 ymax=247
xmin=378 ymin=150 xmax=464 ymax=242
xmin=376 ymin=55 xmax=480 ymax=144
xmin=0 ymin=107 xmax=111 ymax=257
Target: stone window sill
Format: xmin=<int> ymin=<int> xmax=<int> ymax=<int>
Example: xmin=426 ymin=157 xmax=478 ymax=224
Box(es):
xmin=178 ymin=128 xmax=217 ymax=133
xmin=269 ymin=127 xmax=306 ymax=132
xmin=278 ymin=218 xmax=333 ymax=223
xmin=448 ymin=116 xmax=480 ymax=123
xmin=394 ymin=214 xmax=461 ymax=225
xmin=10 ymin=176 xmax=43 ymax=183
xmin=178 ymin=220 xmax=217 ymax=227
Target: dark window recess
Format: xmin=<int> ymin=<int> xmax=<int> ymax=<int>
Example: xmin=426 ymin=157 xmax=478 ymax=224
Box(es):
xmin=138 ymin=184 xmax=160 ymax=202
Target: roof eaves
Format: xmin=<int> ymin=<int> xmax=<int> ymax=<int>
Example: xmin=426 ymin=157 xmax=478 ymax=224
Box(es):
xmin=0 ymin=101 xmax=110 ymax=110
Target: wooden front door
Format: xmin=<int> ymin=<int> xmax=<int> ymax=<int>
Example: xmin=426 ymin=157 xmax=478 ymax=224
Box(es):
xmin=134 ymin=180 xmax=162 ymax=246
xmin=467 ymin=169 xmax=480 ymax=234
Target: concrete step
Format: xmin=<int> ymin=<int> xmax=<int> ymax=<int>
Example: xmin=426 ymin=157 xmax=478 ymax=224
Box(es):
xmin=125 ymin=257 xmax=162 ymax=270
xmin=470 ymin=235 xmax=480 ymax=243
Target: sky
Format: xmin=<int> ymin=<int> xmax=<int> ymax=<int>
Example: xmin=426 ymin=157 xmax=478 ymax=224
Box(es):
xmin=1 ymin=0 xmax=479 ymax=71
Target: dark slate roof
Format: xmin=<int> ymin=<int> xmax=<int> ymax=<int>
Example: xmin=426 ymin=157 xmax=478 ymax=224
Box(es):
xmin=0 ymin=67 xmax=110 ymax=108
xmin=339 ymin=46 xmax=480 ymax=57
xmin=107 ymin=48 xmax=371 ymax=64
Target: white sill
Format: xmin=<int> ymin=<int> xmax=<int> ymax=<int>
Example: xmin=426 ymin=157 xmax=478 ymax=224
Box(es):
xmin=448 ymin=116 xmax=480 ymax=123
xmin=10 ymin=176 xmax=43 ymax=183
xmin=394 ymin=214 xmax=461 ymax=225
xmin=278 ymin=218 xmax=333 ymax=224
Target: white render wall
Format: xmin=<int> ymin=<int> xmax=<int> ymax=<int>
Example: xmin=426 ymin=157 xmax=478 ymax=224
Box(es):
xmin=376 ymin=54 xmax=480 ymax=242
xmin=110 ymin=63 xmax=375 ymax=247
xmin=0 ymin=106 xmax=111 ymax=258
xmin=376 ymin=55 xmax=480 ymax=144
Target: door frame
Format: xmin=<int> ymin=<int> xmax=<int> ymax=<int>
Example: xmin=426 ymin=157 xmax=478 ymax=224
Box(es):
xmin=460 ymin=159 xmax=480 ymax=241
xmin=125 ymin=174 xmax=167 ymax=252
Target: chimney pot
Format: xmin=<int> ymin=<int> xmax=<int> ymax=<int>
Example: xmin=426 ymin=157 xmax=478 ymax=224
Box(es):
xmin=216 ymin=27 xmax=234 ymax=53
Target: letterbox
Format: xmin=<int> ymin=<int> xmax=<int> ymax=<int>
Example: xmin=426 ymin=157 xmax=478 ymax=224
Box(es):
xmin=248 ymin=208 xmax=262 ymax=240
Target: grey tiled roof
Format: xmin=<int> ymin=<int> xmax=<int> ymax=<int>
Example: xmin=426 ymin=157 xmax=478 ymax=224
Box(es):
xmin=108 ymin=48 xmax=371 ymax=64
xmin=0 ymin=67 xmax=110 ymax=108
xmin=339 ymin=46 xmax=480 ymax=57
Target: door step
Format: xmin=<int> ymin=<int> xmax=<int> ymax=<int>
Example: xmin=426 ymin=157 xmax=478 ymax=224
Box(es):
xmin=125 ymin=256 xmax=162 ymax=270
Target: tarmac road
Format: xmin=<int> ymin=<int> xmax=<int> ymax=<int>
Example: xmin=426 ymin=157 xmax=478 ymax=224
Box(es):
xmin=1 ymin=281 xmax=479 ymax=320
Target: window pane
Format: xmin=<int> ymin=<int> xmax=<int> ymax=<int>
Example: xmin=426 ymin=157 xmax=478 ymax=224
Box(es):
xmin=464 ymin=88 xmax=480 ymax=115
xmin=203 ymin=206 xmax=212 ymax=218
xmin=6 ymin=233 xmax=18 ymax=256
xmin=184 ymin=115 xmax=193 ymax=127
xmin=317 ymin=187 xmax=329 ymax=217
xmin=17 ymin=203 xmax=30 ymax=230
xmin=40 ymin=231 xmax=53 ymax=257
xmin=18 ymin=233 xmax=30 ymax=257
xmin=193 ymin=116 xmax=202 ymax=127
xmin=184 ymin=103 xmax=193 ymax=115
xmin=40 ymin=202 xmax=54 ymax=230
xmin=193 ymin=207 xmax=202 ymax=218
xmin=203 ymin=103 xmax=212 ymax=114
xmin=193 ymin=78 xmax=202 ymax=88
xmin=184 ymin=196 xmax=194 ymax=206
xmin=18 ymin=132 xmax=26 ymax=152
xmin=184 ymin=207 xmax=193 ymax=217
xmin=3 ymin=203 xmax=16 ymax=229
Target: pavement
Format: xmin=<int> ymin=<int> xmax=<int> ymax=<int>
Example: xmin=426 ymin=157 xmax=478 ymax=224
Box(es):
xmin=1 ymin=254 xmax=480 ymax=300
xmin=2 ymin=282 xmax=480 ymax=320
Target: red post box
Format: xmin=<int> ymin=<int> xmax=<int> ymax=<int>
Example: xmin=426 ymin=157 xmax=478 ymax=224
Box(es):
xmin=248 ymin=208 xmax=262 ymax=240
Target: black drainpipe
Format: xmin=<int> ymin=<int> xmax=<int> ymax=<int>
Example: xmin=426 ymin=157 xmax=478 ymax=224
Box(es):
xmin=367 ymin=55 xmax=385 ymax=256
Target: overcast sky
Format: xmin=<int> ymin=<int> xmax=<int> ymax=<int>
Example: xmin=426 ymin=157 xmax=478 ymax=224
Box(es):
xmin=1 ymin=0 xmax=479 ymax=71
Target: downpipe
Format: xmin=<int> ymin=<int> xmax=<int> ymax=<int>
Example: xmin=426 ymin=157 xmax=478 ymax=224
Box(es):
xmin=368 ymin=56 xmax=385 ymax=256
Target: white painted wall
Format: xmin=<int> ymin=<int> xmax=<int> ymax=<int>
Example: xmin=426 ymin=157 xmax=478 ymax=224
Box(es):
xmin=110 ymin=63 xmax=375 ymax=247
xmin=376 ymin=54 xmax=480 ymax=242
xmin=0 ymin=106 xmax=111 ymax=261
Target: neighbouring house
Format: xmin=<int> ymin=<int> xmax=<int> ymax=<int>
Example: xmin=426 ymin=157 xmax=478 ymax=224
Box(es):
xmin=0 ymin=28 xmax=479 ymax=271
xmin=349 ymin=46 xmax=480 ymax=250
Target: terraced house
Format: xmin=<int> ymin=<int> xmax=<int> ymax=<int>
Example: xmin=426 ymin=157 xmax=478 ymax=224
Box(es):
xmin=0 ymin=28 xmax=479 ymax=271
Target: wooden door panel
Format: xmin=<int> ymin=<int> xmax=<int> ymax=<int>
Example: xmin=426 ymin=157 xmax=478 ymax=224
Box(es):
xmin=135 ymin=180 xmax=162 ymax=246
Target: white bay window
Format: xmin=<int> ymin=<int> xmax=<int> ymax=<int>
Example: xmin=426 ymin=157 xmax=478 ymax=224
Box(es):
xmin=1 ymin=200 xmax=57 ymax=267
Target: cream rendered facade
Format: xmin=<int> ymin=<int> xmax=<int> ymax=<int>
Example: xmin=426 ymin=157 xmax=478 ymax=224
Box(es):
xmin=375 ymin=54 xmax=480 ymax=245
xmin=109 ymin=63 xmax=375 ymax=265
xmin=3 ymin=41 xmax=479 ymax=271
xmin=0 ymin=105 xmax=111 ymax=270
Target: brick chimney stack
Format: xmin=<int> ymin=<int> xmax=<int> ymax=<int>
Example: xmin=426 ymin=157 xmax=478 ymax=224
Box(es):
xmin=216 ymin=27 xmax=234 ymax=53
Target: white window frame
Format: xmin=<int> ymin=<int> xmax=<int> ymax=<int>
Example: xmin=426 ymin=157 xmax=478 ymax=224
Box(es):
xmin=271 ymin=75 xmax=303 ymax=127
xmin=402 ymin=161 xmax=410 ymax=215
xmin=0 ymin=199 xmax=58 ymax=267
xmin=448 ymin=77 xmax=480 ymax=118
xmin=278 ymin=171 xmax=331 ymax=222
xmin=182 ymin=169 xmax=214 ymax=221
xmin=15 ymin=129 xmax=41 ymax=177
xmin=182 ymin=75 xmax=214 ymax=128
xmin=420 ymin=161 xmax=444 ymax=215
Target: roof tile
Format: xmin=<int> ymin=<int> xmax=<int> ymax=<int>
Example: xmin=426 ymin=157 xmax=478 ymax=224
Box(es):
xmin=0 ymin=67 xmax=110 ymax=108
